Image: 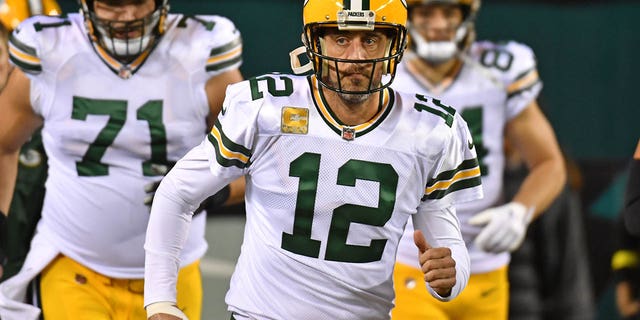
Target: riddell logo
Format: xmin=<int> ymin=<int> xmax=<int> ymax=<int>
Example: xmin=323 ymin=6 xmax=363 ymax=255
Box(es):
xmin=347 ymin=11 xmax=365 ymax=17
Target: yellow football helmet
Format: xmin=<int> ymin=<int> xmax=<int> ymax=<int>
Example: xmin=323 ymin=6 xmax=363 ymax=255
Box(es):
xmin=291 ymin=0 xmax=408 ymax=94
xmin=79 ymin=0 xmax=169 ymax=63
xmin=406 ymin=0 xmax=480 ymax=63
xmin=0 ymin=0 xmax=61 ymax=30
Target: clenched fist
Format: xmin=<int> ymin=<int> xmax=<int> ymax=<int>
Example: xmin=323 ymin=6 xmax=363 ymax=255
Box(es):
xmin=414 ymin=230 xmax=456 ymax=297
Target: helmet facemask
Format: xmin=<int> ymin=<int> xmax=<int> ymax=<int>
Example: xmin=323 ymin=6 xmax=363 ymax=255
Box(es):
xmin=80 ymin=0 xmax=168 ymax=64
xmin=407 ymin=0 xmax=479 ymax=64
xmin=303 ymin=22 xmax=406 ymax=96
xmin=290 ymin=0 xmax=408 ymax=96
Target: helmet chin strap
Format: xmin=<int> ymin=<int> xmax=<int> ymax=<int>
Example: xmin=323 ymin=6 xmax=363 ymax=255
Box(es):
xmin=410 ymin=24 xmax=467 ymax=64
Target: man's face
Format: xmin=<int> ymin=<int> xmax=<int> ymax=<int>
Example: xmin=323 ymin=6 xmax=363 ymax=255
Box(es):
xmin=410 ymin=3 xmax=463 ymax=43
xmin=321 ymin=29 xmax=391 ymax=94
xmin=93 ymin=0 xmax=156 ymax=39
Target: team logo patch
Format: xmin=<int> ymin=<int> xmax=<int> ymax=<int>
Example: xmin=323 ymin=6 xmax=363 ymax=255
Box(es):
xmin=281 ymin=107 xmax=309 ymax=134
xmin=341 ymin=126 xmax=356 ymax=141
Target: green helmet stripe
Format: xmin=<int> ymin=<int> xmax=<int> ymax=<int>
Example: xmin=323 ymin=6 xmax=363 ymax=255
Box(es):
xmin=344 ymin=0 xmax=370 ymax=10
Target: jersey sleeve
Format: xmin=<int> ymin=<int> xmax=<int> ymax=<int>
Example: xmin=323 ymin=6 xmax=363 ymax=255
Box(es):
xmin=203 ymin=79 xmax=260 ymax=178
xmin=8 ymin=17 xmax=44 ymax=75
xmin=420 ymin=112 xmax=483 ymax=210
xmin=184 ymin=14 xmax=242 ymax=76
xmin=412 ymin=205 xmax=469 ymax=301
xmin=8 ymin=15 xmax=67 ymax=115
xmin=499 ymin=41 xmax=543 ymax=120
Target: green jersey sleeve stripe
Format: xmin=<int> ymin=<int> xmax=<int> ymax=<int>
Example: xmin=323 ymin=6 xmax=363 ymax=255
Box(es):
xmin=506 ymin=80 xmax=541 ymax=99
xmin=212 ymin=120 xmax=252 ymax=157
xmin=9 ymin=55 xmax=42 ymax=74
xmin=422 ymin=176 xmax=482 ymax=201
xmin=426 ymin=158 xmax=480 ymax=188
xmin=8 ymin=33 xmax=37 ymax=57
xmin=206 ymin=55 xmax=242 ymax=72
xmin=209 ymin=37 xmax=242 ymax=57
xmin=514 ymin=67 xmax=537 ymax=82
xmin=207 ymin=133 xmax=250 ymax=168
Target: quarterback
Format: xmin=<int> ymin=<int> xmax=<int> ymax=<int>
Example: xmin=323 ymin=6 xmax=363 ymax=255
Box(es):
xmin=0 ymin=0 xmax=243 ymax=319
xmin=391 ymin=0 xmax=566 ymax=319
xmin=144 ymin=0 xmax=482 ymax=319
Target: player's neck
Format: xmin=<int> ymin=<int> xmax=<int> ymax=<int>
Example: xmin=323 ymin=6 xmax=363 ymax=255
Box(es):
xmin=409 ymin=55 xmax=463 ymax=87
xmin=322 ymin=87 xmax=381 ymax=126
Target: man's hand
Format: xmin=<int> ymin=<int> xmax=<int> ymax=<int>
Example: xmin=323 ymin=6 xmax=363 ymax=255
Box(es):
xmin=468 ymin=202 xmax=533 ymax=253
xmin=146 ymin=302 xmax=188 ymax=320
xmin=414 ymin=230 xmax=456 ymax=297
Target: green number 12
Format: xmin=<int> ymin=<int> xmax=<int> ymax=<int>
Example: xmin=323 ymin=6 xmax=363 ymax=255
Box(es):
xmin=282 ymin=152 xmax=399 ymax=263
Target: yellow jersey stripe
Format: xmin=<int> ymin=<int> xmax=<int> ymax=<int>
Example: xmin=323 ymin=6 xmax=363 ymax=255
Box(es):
xmin=9 ymin=45 xmax=41 ymax=64
xmin=210 ymin=126 xmax=250 ymax=163
xmin=207 ymin=45 xmax=242 ymax=65
xmin=507 ymin=70 xmax=539 ymax=94
xmin=425 ymin=167 xmax=482 ymax=195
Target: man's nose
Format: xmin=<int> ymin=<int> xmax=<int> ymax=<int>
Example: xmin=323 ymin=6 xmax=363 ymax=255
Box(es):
xmin=117 ymin=7 xmax=138 ymax=21
xmin=344 ymin=40 xmax=368 ymax=60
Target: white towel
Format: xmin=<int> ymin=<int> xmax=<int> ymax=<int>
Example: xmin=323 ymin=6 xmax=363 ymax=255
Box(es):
xmin=0 ymin=231 xmax=59 ymax=320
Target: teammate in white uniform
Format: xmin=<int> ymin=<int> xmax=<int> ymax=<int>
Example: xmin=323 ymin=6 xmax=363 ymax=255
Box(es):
xmin=391 ymin=1 xmax=566 ymax=319
xmin=0 ymin=0 xmax=243 ymax=319
xmin=143 ymin=0 xmax=482 ymax=319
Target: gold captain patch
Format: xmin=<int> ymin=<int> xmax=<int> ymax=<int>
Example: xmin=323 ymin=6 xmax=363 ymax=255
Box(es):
xmin=281 ymin=107 xmax=309 ymax=134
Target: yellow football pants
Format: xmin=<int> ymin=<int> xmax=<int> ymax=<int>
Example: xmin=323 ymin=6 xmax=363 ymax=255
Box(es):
xmin=392 ymin=263 xmax=508 ymax=320
xmin=40 ymin=255 xmax=202 ymax=320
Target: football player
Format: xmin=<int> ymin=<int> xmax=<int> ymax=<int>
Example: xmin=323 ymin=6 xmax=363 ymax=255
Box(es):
xmin=143 ymin=0 xmax=482 ymax=319
xmin=391 ymin=0 xmax=566 ymax=319
xmin=0 ymin=0 xmax=243 ymax=319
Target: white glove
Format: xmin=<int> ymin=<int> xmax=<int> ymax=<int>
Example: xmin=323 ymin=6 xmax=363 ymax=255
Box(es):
xmin=468 ymin=202 xmax=533 ymax=253
xmin=146 ymin=301 xmax=188 ymax=320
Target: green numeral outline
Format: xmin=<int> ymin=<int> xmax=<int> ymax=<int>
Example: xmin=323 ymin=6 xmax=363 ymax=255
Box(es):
xmin=480 ymin=48 xmax=514 ymax=72
xmin=414 ymin=94 xmax=455 ymax=127
xmin=72 ymin=97 xmax=127 ymax=176
xmin=137 ymin=100 xmax=169 ymax=176
xmin=461 ymin=106 xmax=489 ymax=176
xmin=72 ymin=97 xmax=168 ymax=176
xmin=249 ymin=75 xmax=294 ymax=101
xmin=282 ymin=152 xmax=398 ymax=263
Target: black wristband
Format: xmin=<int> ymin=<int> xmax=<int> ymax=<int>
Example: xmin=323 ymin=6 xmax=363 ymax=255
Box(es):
xmin=0 ymin=210 xmax=7 ymax=265
xmin=194 ymin=185 xmax=231 ymax=215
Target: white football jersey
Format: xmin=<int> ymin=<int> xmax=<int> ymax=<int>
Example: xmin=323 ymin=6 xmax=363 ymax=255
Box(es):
xmin=8 ymin=13 xmax=242 ymax=278
xmin=393 ymin=41 xmax=543 ymax=273
xmin=193 ymin=74 xmax=481 ymax=319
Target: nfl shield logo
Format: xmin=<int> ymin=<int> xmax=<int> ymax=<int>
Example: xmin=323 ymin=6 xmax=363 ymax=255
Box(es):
xmin=341 ymin=126 xmax=356 ymax=141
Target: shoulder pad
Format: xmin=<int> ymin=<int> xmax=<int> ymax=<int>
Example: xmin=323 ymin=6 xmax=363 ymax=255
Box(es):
xmin=166 ymin=14 xmax=242 ymax=75
xmin=470 ymin=40 xmax=541 ymax=94
xmin=8 ymin=15 xmax=73 ymax=74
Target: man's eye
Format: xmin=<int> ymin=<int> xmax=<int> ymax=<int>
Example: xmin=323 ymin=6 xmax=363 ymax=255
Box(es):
xmin=335 ymin=38 xmax=348 ymax=45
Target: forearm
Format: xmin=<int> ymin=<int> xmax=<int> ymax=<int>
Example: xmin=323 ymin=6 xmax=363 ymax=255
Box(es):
xmin=144 ymin=142 xmax=239 ymax=306
xmin=512 ymin=156 xmax=566 ymax=219
xmin=413 ymin=206 xmax=470 ymax=301
xmin=225 ymin=177 xmax=246 ymax=206
xmin=0 ymin=151 xmax=19 ymax=214
xmin=144 ymin=178 xmax=193 ymax=307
